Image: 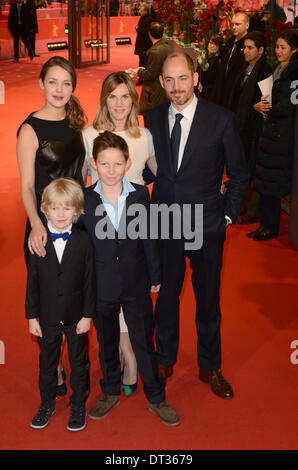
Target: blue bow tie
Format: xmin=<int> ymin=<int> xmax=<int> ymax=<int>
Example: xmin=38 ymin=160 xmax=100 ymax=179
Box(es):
xmin=50 ymin=231 xmax=70 ymax=242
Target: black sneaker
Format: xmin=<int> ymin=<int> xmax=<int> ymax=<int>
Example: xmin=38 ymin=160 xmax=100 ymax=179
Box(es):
xmin=67 ymin=402 xmax=86 ymax=432
xmin=30 ymin=402 xmax=55 ymax=429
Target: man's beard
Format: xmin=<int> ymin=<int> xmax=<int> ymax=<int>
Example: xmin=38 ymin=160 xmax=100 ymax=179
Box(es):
xmin=169 ymin=89 xmax=190 ymax=105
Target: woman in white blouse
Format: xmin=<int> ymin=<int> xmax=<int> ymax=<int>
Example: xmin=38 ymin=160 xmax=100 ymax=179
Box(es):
xmin=83 ymin=71 xmax=157 ymax=396
xmin=83 ymin=71 xmax=157 ymax=184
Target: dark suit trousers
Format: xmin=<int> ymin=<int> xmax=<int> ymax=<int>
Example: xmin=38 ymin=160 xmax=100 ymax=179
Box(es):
xmin=12 ymin=25 xmax=31 ymax=59
xmin=28 ymin=31 xmax=36 ymax=54
xmin=259 ymin=194 xmax=281 ymax=233
xmin=38 ymin=322 xmax=90 ymax=404
xmin=94 ymin=295 xmax=165 ymax=404
xmin=154 ymin=236 xmax=225 ymax=371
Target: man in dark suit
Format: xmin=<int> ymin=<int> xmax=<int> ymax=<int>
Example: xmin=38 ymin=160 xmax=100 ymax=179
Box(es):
xmin=228 ymin=31 xmax=273 ymax=224
xmin=219 ymin=12 xmax=250 ymax=108
xmin=131 ymin=20 xmax=172 ymax=184
xmin=8 ymin=0 xmax=33 ymax=62
xmin=134 ymin=3 xmax=153 ymax=83
xmin=26 ymin=0 xmax=39 ymax=57
xmin=133 ymin=22 xmax=172 ymax=119
xmin=147 ymin=52 xmax=249 ymax=399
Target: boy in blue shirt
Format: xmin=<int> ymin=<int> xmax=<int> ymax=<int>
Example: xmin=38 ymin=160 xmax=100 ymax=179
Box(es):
xmin=83 ymin=131 xmax=179 ymax=426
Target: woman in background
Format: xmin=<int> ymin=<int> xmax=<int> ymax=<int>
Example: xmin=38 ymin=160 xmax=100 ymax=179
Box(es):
xmin=195 ymin=35 xmax=223 ymax=103
xmin=248 ymin=30 xmax=298 ymax=241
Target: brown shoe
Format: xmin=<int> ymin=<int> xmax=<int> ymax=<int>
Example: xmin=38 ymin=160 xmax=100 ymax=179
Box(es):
xmin=157 ymin=364 xmax=173 ymax=380
xmin=199 ymin=369 xmax=234 ymax=399
xmin=88 ymin=394 xmax=120 ymax=420
xmin=149 ymin=401 xmax=180 ymax=426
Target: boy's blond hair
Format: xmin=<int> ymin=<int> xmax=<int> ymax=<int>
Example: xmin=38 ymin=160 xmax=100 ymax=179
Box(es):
xmin=41 ymin=178 xmax=84 ymax=223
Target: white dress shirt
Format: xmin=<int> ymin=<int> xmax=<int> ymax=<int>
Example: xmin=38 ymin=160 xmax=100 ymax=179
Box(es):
xmin=48 ymin=221 xmax=72 ymax=263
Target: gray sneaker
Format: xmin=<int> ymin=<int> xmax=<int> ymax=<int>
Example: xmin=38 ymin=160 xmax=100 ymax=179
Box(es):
xmin=88 ymin=394 xmax=120 ymax=420
xmin=149 ymin=401 xmax=180 ymax=426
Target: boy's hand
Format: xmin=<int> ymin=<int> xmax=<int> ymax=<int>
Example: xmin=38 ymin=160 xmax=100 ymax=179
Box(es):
xmin=76 ymin=317 xmax=91 ymax=334
xmin=29 ymin=318 xmax=42 ymax=337
xmin=151 ymin=284 xmax=161 ymax=293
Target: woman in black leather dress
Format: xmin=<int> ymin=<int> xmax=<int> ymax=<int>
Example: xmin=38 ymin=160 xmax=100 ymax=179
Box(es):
xmin=17 ymin=56 xmax=87 ymax=392
xmin=17 ymin=56 xmax=86 ymax=264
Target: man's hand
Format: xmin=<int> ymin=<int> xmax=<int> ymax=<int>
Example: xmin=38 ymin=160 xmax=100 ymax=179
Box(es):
xmin=29 ymin=318 xmax=43 ymax=337
xmin=126 ymin=67 xmax=145 ymax=77
xmin=151 ymin=284 xmax=161 ymax=293
xmin=254 ymin=95 xmax=271 ymax=117
xmin=76 ymin=317 xmax=91 ymax=334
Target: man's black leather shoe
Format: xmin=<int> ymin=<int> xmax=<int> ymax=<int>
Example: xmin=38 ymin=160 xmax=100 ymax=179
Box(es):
xmin=246 ymin=225 xmax=264 ymax=238
xmin=253 ymin=228 xmax=278 ymax=241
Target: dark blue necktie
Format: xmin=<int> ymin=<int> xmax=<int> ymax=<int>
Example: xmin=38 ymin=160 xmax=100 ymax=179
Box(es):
xmin=171 ymin=113 xmax=183 ymax=173
xmin=50 ymin=232 xmax=70 ymax=242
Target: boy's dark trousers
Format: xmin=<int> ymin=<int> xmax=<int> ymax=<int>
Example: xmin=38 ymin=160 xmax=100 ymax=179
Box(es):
xmin=94 ymin=294 xmax=165 ymax=405
xmin=38 ymin=322 xmax=90 ymax=404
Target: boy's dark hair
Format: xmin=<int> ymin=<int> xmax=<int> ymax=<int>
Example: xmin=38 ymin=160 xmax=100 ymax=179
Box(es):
xmin=149 ymin=22 xmax=164 ymax=40
xmin=245 ymin=31 xmax=267 ymax=50
xmin=92 ymin=131 xmax=129 ymax=162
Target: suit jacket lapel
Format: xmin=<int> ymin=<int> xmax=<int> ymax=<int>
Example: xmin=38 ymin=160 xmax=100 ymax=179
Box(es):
xmin=60 ymin=230 xmax=77 ymax=266
xmin=89 ymin=189 xmax=116 ymax=237
xmin=177 ymin=99 xmax=204 ymax=175
xmin=117 ymin=189 xmax=140 ymax=236
xmin=159 ymin=103 xmax=174 ymax=174
xmin=45 ymin=234 xmax=61 ymax=267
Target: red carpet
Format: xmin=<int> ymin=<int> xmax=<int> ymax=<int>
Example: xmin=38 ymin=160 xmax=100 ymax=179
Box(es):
xmin=0 ymin=46 xmax=298 ymax=451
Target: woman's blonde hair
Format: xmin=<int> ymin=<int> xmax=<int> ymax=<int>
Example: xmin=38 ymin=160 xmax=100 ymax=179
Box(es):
xmin=93 ymin=72 xmax=140 ymax=138
xmin=41 ymin=178 xmax=84 ymax=223
xmin=40 ymin=56 xmax=87 ymax=131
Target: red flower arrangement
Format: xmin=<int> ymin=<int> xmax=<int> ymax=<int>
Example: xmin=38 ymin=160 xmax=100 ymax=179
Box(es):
xmin=157 ymin=0 xmax=294 ymax=64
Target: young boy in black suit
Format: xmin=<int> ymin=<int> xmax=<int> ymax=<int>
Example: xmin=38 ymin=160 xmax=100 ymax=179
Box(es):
xmin=83 ymin=131 xmax=179 ymax=426
xmin=26 ymin=178 xmax=96 ymax=432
